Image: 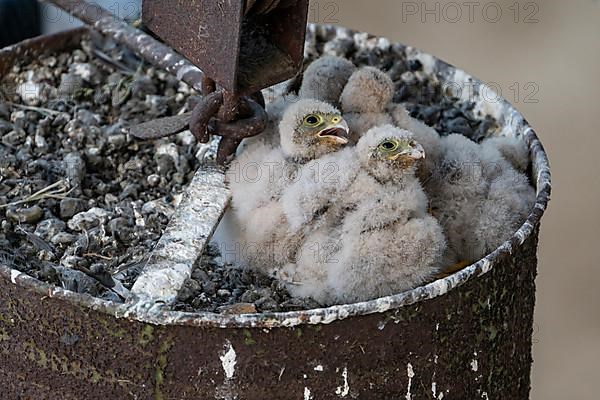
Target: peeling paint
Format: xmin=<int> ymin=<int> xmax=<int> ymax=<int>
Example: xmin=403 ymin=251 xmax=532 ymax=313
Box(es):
xmin=335 ymin=367 xmax=349 ymax=397
xmin=304 ymin=387 xmax=312 ymax=400
xmin=405 ymin=363 xmax=415 ymax=400
xmin=220 ymin=341 xmax=237 ymax=380
xmin=432 ymin=382 xmax=445 ymax=400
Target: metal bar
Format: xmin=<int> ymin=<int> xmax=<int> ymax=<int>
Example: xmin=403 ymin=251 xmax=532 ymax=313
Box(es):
xmin=39 ymin=0 xmax=205 ymax=92
xmin=130 ymin=167 xmax=231 ymax=307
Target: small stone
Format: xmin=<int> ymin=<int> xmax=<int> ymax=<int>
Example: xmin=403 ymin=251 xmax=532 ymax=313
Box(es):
xmin=155 ymin=154 xmax=175 ymax=176
xmin=177 ymin=279 xmax=202 ymax=302
xmin=51 ymin=232 xmax=77 ymax=245
xmin=147 ymin=174 xmax=160 ymax=187
xmin=6 ymin=206 xmax=43 ymax=224
xmin=67 ymin=207 xmax=110 ymax=231
xmin=217 ymin=289 xmax=231 ymax=298
xmin=119 ymin=183 xmax=139 ymax=200
xmin=323 ymin=38 xmax=354 ymax=57
xmin=202 ymin=281 xmax=217 ymax=296
xmin=52 ymin=112 xmax=71 ymax=127
xmin=108 ymin=217 xmax=131 ymax=241
xmin=107 ymin=133 xmax=127 ymax=148
xmin=58 ymin=73 xmax=84 ymax=97
xmin=63 ymin=152 xmax=86 ymax=189
xmin=76 ymin=109 xmax=102 ymax=126
xmin=60 ymin=198 xmax=86 ymax=220
xmin=104 ymin=193 xmax=118 ymax=205
xmin=256 ymin=297 xmax=279 ymax=311
xmin=241 ymin=289 xmax=261 ymax=304
xmin=191 ymin=269 xmax=209 ymax=282
xmin=61 ymin=255 xmax=89 ymax=269
xmin=16 ymin=82 xmax=43 ymax=105
xmin=70 ymin=63 xmax=100 ymax=84
xmin=35 ymin=219 xmax=66 ymax=240
xmin=34 ymin=133 xmax=48 ymax=151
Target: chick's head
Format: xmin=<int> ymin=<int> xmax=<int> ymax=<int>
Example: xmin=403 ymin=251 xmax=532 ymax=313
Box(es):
xmin=280 ymin=99 xmax=350 ymax=161
xmin=357 ymin=125 xmax=425 ymax=182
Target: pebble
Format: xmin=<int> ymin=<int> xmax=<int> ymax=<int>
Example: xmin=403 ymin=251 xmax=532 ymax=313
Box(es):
xmin=50 ymin=232 xmax=77 ymax=246
xmin=63 ymin=152 xmax=86 ymax=190
xmin=35 ymin=219 xmax=66 ymax=240
xmin=58 ymin=73 xmax=84 ymax=96
xmin=67 ymin=207 xmax=110 ymax=231
xmin=147 ymin=174 xmax=160 ymax=187
xmin=60 ymin=198 xmax=86 ymax=220
xmin=6 ymin=206 xmax=43 ymax=224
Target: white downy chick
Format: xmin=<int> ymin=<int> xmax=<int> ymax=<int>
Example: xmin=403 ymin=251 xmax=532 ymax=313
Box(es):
xmin=481 ymin=135 xmax=530 ymax=173
xmin=277 ymin=147 xmax=359 ymax=295
xmin=286 ymin=125 xmax=446 ymax=305
xmin=426 ymin=134 xmax=535 ymax=265
xmin=299 ymin=55 xmax=357 ymax=108
xmin=339 ymin=66 xmax=444 ymax=182
xmin=241 ymin=56 xmax=355 ymax=152
xmin=223 ymin=99 xmax=351 ymax=275
xmin=340 ymin=67 xmax=395 ymax=143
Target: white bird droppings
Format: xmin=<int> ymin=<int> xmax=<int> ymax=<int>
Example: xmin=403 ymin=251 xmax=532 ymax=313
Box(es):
xmin=471 ymin=359 xmax=479 ymax=372
xmin=219 ymin=341 xmax=237 ymax=380
xmin=314 ymin=365 xmax=324 ymax=372
xmin=405 ymin=363 xmax=415 ymax=400
xmin=335 ymin=367 xmax=350 ymax=397
xmin=10 ymin=269 xmax=21 ymax=284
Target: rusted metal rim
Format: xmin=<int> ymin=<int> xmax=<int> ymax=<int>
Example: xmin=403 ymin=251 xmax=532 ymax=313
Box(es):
xmin=0 ymin=25 xmax=551 ymax=329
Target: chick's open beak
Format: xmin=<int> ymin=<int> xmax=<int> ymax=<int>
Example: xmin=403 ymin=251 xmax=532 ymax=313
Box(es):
xmin=317 ymin=120 xmax=350 ymax=144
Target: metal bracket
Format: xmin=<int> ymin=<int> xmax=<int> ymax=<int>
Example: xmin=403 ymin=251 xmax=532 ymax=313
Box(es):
xmin=142 ymin=0 xmax=309 ymax=96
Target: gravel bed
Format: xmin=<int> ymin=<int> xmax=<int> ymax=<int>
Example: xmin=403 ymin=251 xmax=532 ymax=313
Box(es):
xmin=0 ymin=33 xmax=203 ymax=302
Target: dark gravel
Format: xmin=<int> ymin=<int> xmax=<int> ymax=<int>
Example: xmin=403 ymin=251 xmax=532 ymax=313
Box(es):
xmin=0 ymin=33 xmax=202 ymax=302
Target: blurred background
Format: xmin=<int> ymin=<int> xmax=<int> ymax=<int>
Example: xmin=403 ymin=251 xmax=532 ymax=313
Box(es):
xmin=2 ymin=0 xmax=598 ymax=398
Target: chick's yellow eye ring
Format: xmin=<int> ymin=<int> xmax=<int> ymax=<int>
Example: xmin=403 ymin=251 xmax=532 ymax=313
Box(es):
xmin=378 ymin=139 xmax=399 ymax=151
xmin=304 ymin=114 xmax=323 ymax=126
xmin=331 ymin=116 xmax=342 ymax=123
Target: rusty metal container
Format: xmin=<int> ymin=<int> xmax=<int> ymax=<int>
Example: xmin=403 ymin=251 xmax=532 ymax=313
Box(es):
xmin=0 ymin=26 xmax=551 ymax=399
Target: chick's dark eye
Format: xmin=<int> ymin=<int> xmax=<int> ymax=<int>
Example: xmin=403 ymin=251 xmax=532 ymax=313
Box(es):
xmin=304 ymin=115 xmax=320 ymax=125
xmin=381 ymin=141 xmax=396 ymax=150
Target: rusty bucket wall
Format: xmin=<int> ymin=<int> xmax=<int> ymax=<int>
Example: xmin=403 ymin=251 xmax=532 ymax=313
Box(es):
xmin=0 ymin=26 xmax=551 ymax=399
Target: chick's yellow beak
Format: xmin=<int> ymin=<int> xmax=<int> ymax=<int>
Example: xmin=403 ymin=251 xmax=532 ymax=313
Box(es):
xmin=317 ymin=119 xmax=350 ymax=145
xmin=389 ymin=142 xmax=426 ymax=161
